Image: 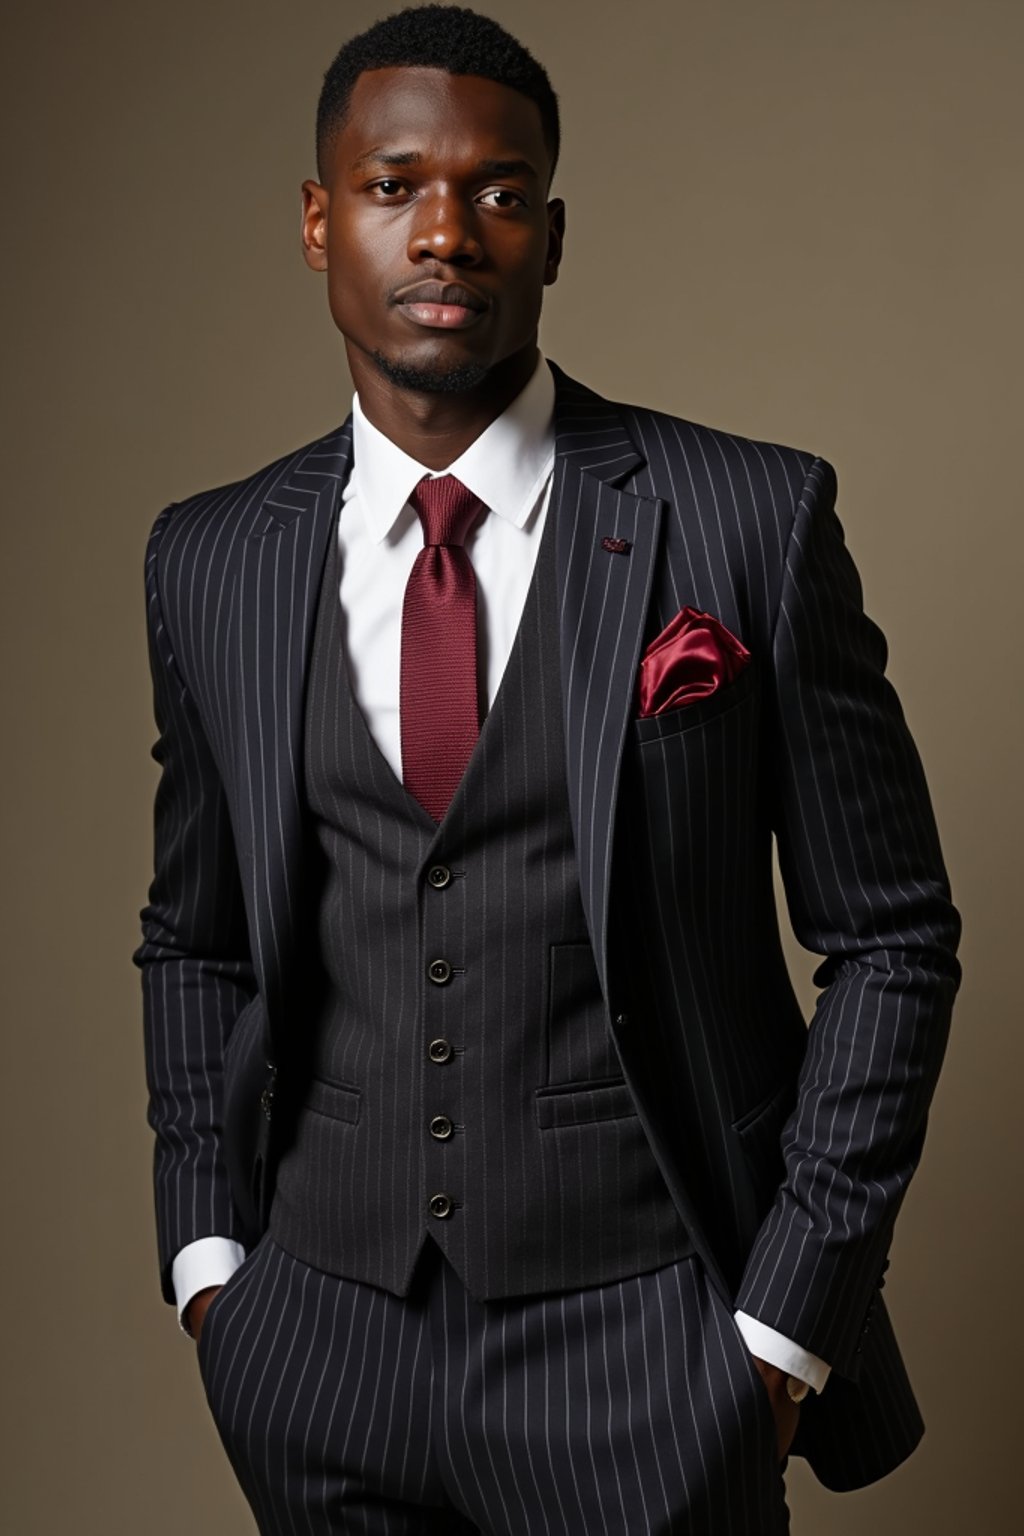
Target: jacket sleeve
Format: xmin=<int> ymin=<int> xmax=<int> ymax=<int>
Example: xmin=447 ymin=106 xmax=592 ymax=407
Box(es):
xmin=734 ymin=457 xmax=962 ymax=1379
xmin=133 ymin=504 xmax=256 ymax=1304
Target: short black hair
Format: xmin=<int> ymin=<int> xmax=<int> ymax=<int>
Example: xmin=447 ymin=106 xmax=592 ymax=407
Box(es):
xmin=315 ymin=5 xmax=560 ymax=187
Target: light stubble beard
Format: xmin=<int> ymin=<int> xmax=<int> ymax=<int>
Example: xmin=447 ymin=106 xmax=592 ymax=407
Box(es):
xmin=370 ymin=348 xmax=491 ymax=395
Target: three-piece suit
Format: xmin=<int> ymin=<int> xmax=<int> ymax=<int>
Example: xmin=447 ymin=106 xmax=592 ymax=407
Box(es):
xmin=135 ymin=359 xmax=960 ymax=1532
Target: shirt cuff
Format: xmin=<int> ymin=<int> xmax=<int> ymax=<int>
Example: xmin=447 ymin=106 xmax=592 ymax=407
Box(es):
xmin=171 ymin=1237 xmax=247 ymax=1336
xmin=733 ymin=1310 xmax=831 ymax=1393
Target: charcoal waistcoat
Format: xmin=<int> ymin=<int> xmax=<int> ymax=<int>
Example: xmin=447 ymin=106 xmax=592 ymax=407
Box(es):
xmin=268 ymin=487 xmax=693 ymax=1299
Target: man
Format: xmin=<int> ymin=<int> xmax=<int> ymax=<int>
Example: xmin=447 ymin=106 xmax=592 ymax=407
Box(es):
xmin=135 ymin=7 xmax=961 ymax=1532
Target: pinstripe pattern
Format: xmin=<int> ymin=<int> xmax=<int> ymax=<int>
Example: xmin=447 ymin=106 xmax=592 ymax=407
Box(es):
xmin=136 ymin=425 xmax=357 ymax=1274
xmin=197 ymin=1233 xmax=788 ymax=1535
xmin=268 ymin=479 xmax=693 ymax=1298
xmin=135 ymin=359 xmax=960 ymax=1493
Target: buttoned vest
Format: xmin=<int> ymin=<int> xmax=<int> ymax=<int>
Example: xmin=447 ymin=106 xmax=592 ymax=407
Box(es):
xmin=268 ymin=487 xmax=693 ymax=1300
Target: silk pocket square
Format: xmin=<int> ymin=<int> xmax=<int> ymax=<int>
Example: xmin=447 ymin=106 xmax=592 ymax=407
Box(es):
xmin=637 ymin=607 xmax=751 ymax=718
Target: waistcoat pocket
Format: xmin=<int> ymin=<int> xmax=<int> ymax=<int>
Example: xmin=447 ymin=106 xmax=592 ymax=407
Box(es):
xmin=303 ymin=1074 xmax=362 ymax=1125
xmin=535 ymin=1077 xmax=635 ymax=1129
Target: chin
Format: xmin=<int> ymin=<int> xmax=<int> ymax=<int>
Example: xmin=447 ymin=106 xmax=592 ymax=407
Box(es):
xmin=370 ymin=347 xmax=492 ymax=395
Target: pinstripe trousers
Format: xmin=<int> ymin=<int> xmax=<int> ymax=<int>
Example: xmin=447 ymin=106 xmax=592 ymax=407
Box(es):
xmin=196 ymin=1231 xmax=789 ymax=1535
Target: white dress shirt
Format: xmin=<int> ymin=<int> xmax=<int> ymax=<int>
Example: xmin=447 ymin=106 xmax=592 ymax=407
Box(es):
xmin=170 ymin=352 xmax=829 ymax=1394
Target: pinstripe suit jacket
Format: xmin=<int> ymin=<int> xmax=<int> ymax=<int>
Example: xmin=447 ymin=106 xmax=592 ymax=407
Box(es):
xmin=135 ymin=360 xmax=961 ymax=1491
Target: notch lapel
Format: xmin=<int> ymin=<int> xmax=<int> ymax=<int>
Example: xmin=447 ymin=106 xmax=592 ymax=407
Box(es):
xmin=551 ymin=364 xmax=665 ymax=1004
xmin=235 ymin=420 xmax=353 ymax=1026
xmin=232 ymin=368 xmax=662 ymax=1026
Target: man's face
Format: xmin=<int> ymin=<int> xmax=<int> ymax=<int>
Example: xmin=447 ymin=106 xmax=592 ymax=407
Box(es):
xmin=301 ymin=66 xmax=564 ymax=393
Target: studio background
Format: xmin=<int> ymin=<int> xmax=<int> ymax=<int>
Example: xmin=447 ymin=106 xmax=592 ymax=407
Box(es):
xmin=1 ymin=1 xmax=1019 ymax=1530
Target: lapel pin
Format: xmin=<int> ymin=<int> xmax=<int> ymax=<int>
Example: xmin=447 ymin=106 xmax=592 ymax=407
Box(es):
xmin=601 ymin=536 xmax=632 ymax=555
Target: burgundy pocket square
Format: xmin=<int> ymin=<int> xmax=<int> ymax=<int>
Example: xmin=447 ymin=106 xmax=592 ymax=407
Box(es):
xmin=637 ymin=607 xmax=751 ymax=718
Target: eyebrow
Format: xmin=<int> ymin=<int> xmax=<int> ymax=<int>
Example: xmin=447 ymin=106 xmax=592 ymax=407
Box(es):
xmin=351 ymin=148 xmax=538 ymax=179
xmin=476 ymin=157 xmax=538 ymax=178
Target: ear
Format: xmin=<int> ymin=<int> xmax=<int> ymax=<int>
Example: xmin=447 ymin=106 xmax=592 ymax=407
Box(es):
xmin=544 ymin=197 xmax=566 ymax=286
xmin=300 ymin=180 xmax=329 ymax=272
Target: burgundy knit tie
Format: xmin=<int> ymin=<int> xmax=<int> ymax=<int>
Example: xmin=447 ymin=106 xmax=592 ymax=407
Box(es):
xmin=400 ymin=473 xmax=484 ymax=822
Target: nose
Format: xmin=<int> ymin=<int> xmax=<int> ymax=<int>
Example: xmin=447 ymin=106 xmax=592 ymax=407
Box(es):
xmin=407 ymin=191 xmax=482 ymax=266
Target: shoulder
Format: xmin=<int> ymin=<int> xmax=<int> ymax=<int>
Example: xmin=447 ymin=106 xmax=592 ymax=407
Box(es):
xmin=146 ymin=417 xmax=352 ymax=565
xmin=615 ymin=402 xmax=840 ymax=623
xmin=619 ymin=397 xmax=824 ymax=512
xmin=551 ymin=361 xmax=827 ymax=513
xmin=623 ymin=397 xmax=818 ymax=474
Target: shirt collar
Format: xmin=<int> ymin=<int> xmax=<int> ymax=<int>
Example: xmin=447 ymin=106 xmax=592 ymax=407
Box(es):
xmin=347 ymin=352 xmax=556 ymax=545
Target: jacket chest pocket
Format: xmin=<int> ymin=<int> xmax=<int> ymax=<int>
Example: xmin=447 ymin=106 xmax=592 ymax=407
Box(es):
xmin=633 ymin=661 xmax=757 ymax=744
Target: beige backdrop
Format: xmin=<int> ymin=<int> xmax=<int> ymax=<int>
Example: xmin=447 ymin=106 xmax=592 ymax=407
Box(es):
xmin=2 ymin=1 xmax=1020 ymax=1530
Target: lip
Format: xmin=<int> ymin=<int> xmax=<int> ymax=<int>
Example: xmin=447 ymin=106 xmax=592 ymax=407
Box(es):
xmin=394 ymin=279 xmax=488 ymax=311
xmin=393 ymin=279 xmax=489 ymax=330
xmin=398 ymin=302 xmax=484 ymax=330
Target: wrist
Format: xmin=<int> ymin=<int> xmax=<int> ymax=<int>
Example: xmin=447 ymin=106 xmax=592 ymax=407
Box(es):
xmin=182 ymin=1284 xmax=221 ymax=1341
xmin=752 ymin=1356 xmax=810 ymax=1404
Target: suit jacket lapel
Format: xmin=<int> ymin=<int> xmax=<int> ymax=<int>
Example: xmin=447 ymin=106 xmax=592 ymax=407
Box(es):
xmin=234 ymin=364 xmax=659 ymax=1024
xmin=235 ymin=419 xmax=353 ymax=1022
xmin=551 ymin=363 xmax=665 ymax=1004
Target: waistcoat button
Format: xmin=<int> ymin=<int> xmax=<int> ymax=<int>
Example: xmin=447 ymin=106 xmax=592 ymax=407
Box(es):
xmin=428 ymin=1193 xmax=453 ymax=1219
xmin=429 ymin=1114 xmax=454 ymax=1140
xmin=428 ymin=1038 xmax=453 ymax=1063
xmin=427 ymin=864 xmax=452 ymax=889
xmin=427 ymin=958 xmax=453 ymax=985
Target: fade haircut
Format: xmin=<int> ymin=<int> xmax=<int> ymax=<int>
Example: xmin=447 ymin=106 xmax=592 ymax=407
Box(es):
xmin=315 ymin=5 xmax=560 ymax=187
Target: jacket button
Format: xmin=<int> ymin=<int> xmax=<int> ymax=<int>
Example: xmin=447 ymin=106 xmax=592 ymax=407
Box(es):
xmin=614 ymin=1012 xmax=629 ymax=1029
xmin=259 ymin=1064 xmax=278 ymax=1120
xmin=427 ymin=958 xmax=453 ymax=985
xmin=428 ymin=1038 xmax=453 ymax=1063
xmin=428 ymin=1192 xmax=453 ymax=1219
xmin=427 ymin=864 xmax=452 ymax=889
xmin=429 ymin=1114 xmax=454 ymax=1140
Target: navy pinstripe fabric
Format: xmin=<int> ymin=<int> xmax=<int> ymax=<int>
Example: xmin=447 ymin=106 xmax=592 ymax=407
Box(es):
xmin=197 ymin=1234 xmax=788 ymax=1535
xmin=135 ymin=360 xmax=960 ymax=1495
xmin=267 ymin=478 xmax=693 ymax=1299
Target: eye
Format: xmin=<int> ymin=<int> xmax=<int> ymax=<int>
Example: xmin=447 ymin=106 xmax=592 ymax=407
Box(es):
xmin=372 ymin=179 xmax=407 ymax=197
xmin=478 ymin=188 xmax=526 ymax=209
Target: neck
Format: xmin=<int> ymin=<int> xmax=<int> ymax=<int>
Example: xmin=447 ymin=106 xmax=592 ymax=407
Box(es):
xmin=347 ymin=343 xmax=540 ymax=470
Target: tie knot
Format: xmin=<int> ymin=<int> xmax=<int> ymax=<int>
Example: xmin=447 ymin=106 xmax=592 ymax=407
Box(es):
xmin=410 ymin=474 xmax=483 ymax=548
